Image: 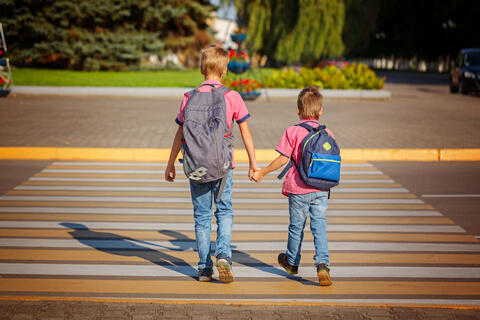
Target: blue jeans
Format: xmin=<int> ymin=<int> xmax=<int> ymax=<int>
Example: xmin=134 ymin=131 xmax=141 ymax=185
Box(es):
xmin=286 ymin=191 xmax=330 ymax=266
xmin=189 ymin=170 xmax=234 ymax=271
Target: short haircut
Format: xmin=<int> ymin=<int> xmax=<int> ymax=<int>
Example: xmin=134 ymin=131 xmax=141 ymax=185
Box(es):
xmin=297 ymin=86 xmax=323 ymax=119
xmin=200 ymin=46 xmax=229 ymax=78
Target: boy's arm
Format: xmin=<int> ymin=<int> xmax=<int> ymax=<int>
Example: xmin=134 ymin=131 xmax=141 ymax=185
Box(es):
xmin=237 ymin=120 xmax=259 ymax=175
xmin=252 ymin=154 xmax=289 ymax=182
xmin=165 ymin=126 xmax=183 ymax=182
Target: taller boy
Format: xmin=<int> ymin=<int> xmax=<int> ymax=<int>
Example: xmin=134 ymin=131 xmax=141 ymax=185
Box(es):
xmin=165 ymin=46 xmax=258 ymax=283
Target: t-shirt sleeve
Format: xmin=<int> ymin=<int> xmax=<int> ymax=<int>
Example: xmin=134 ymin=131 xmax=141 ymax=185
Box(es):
xmin=325 ymin=128 xmax=335 ymax=139
xmin=275 ymin=128 xmax=294 ymax=158
xmin=229 ymin=90 xmax=250 ymax=123
xmin=175 ymin=95 xmax=189 ymax=126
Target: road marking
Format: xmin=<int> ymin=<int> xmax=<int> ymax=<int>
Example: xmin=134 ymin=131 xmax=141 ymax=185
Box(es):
xmin=1 ymin=230 xmax=475 ymax=243
xmin=28 ymin=177 xmax=397 ymax=184
xmin=50 ymin=162 xmax=373 ymax=168
xmin=1 ymin=279 xmax=480 ymax=296
xmin=0 ymin=238 xmax=477 ymax=251
xmin=422 ymin=194 xmax=480 ymax=198
xmin=14 ymin=186 xmax=410 ymax=193
xmin=42 ymin=169 xmax=386 ymax=175
xmin=0 ymin=221 xmax=463 ymax=233
xmin=1 ymin=263 xmax=480 ymax=279
xmin=2 ymin=249 xmax=479 ymax=264
xmin=0 ymin=195 xmax=426 ymax=204
xmin=0 ymin=207 xmax=443 ymax=217
xmin=0 ymin=214 xmax=454 ymax=225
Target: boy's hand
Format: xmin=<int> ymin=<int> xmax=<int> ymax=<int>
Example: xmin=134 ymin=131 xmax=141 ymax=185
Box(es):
xmin=165 ymin=165 xmax=176 ymax=182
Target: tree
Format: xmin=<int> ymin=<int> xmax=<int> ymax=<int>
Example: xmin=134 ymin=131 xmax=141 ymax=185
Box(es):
xmin=0 ymin=0 xmax=214 ymax=70
xmin=229 ymin=0 xmax=345 ymax=65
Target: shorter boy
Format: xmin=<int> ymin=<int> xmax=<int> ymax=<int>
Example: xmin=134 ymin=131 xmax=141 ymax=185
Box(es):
xmin=252 ymin=86 xmax=333 ymax=286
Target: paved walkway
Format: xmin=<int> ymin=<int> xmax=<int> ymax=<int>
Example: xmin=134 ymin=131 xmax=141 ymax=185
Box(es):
xmin=1 ymin=83 xmax=479 ymax=149
xmin=0 ymin=161 xmax=479 ymax=318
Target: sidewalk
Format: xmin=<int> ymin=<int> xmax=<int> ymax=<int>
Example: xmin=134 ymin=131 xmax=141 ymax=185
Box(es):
xmin=12 ymin=85 xmax=392 ymax=100
xmin=1 ymin=82 xmax=480 ymax=161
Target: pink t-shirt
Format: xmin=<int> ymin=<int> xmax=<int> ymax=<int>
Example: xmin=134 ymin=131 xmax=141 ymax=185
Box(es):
xmin=276 ymin=119 xmax=335 ymax=197
xmin=175 ymin=80 xmax=250 ymax=167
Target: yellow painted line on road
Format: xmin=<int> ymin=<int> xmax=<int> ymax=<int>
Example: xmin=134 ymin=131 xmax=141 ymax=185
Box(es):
xmin=1 ymin=229 xmax=475 ymax=243
xmin=6 ymin=190 xmax=418 ymax=199
xmin=1 ymin=249 xmax=479 ymax=265
xmin=0 ymin=201 xmax=435 ymax=210
xmin=1 ymin=148 xmax=479 ymax=161
xmin=0 ymin=213 xmax=454 ymax=225
xmin=1 ymin=278 xmax=480 ymax=296
xmin=441 ymin=149 xmax=480 ymax=161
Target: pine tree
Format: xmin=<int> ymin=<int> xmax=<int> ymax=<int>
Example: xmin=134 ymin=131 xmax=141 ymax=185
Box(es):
xmin=0 ymin=0 xmax=214 ymax=70
xmin=231 ymin=0 xmax=345 ymax=65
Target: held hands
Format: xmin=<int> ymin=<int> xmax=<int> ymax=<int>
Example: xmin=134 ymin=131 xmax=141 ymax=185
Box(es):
xmin=249 ymin=165 xmax=264 ymax=183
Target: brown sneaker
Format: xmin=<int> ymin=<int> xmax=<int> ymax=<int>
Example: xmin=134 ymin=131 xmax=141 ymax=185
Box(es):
xmin=215 ymin=258 xmax=234 ymax=283
xmin=316 ymin=263 xmax=333 ymax=286
xmin=278 ymin=253 xmax=298 ymax=275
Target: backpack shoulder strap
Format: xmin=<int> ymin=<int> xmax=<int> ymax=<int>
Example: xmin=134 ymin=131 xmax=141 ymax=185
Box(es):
xmin=184 ymin=89 xmax=196 ymax=100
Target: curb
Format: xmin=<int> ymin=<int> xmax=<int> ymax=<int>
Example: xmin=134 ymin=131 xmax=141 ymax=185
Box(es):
xmin=0 ymin=147 xmax=479 ymax=162
xmin=11 ymin=86 xmax=392 ymax=100
xmin=0 ymin=296 xmax=478 ymax=309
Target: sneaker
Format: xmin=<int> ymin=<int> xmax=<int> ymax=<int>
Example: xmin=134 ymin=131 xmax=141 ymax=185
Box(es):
xmin=215 ymin=258 xmax=234 ymax=283
xmin=316 ymin=263 xmax=333 ymax=286
xmin=198 ymin=268 xmax=213 ymax=282
xmin=277 ymin=253 xmax=298 ymax=275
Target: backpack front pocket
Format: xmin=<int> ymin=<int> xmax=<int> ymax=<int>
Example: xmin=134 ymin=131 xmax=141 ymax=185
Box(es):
xmin=308 ymin=153 xmax=341 ymax=182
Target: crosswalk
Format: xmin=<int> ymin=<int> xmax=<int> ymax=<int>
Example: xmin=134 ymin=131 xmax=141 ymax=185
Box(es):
xmin=0 ymin=161 xmax=479 ymax=305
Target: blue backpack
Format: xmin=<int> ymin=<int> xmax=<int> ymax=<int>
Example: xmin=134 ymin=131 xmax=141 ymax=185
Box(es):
xmin=278 ymin=122 xmax=341 ymax=190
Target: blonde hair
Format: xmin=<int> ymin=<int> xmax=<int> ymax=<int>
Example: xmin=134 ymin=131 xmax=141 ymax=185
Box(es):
xmin=297 ymin=86 xmax=323 ymax=119
xmin=200 ymin=46 xmax=229 ymax=78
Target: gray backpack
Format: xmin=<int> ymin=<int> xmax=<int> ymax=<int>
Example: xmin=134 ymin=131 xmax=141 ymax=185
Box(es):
xmin=181 ymin=84 xmax=234 ymax=197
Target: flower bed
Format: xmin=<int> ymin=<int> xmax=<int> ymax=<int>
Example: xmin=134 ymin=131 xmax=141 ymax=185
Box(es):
xmin=223 ymin=78 xmax=262 ymax=100
xmin=263 ymin=63 xmax=384 ymax=89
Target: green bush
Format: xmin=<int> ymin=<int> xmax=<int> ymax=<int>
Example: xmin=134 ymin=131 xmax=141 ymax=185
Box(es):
xmin=264 ymin=63 xmax=384 ymax=89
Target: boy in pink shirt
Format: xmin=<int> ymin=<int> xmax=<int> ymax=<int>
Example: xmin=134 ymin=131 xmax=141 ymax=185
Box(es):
xmin=165 ymin=46 xmax=258 ymax=283
xmin=252 ymin=86 xmax=333 ymax=286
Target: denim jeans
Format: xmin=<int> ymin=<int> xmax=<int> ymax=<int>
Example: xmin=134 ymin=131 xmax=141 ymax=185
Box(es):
xmin=286 ymin=191 xmax=330 ymax=266
xmin=189 ymin=170 xmax=234 ymax=271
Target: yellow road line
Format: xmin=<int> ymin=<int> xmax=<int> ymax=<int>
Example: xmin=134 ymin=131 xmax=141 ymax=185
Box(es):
xmin=1 ymin=148 xmax=479 ymax=161
xmin=0 ymin=201 xmax=435 ymax=210
xmin=6 ymin=190 xmax=418 ymax=199
xmin=1 ymin=249 xmax=479 ymax=265
xmin=0 ymin=213 xmax=454 ymax=225
xmin=1 ymin=279 xmax=480 ymax=295
xmin=0 ymin=229 xmax=475 ymax=243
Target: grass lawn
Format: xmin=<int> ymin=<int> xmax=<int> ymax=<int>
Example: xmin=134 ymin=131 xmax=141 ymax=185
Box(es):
xmin=12 ymin=68 xmax=271 ymax=87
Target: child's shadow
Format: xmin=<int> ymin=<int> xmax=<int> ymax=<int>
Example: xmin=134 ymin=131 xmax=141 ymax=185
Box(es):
xmin=159 ymin=229 xmax=318 ymax=286
xmin=60 ymin=222 xmax=197 ymax=280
